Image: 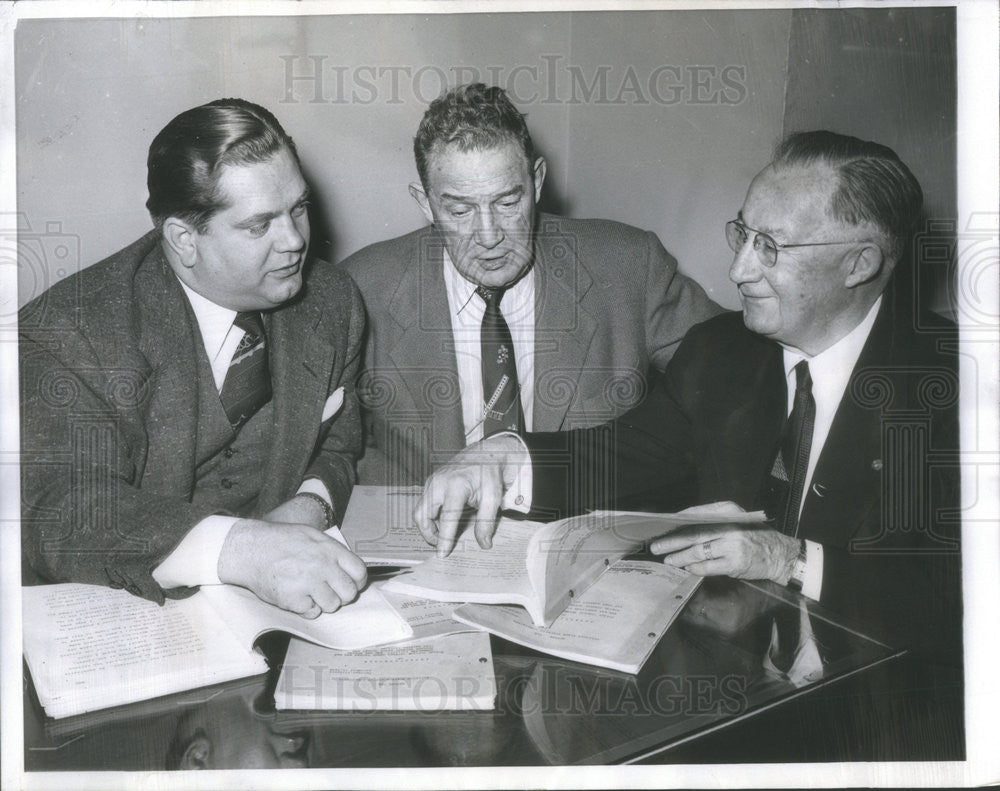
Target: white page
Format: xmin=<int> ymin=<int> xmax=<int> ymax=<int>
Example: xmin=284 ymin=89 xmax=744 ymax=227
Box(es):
xmin=383 ymin=517 xmax=539 ymax=599
xmin=199 ymin=583 xmax=412 ymax=651
xmin=378 ymin=588 xmax=477 ymax=642
xmin=454 ymin=560 xmax=701 ymax=673
xmin=22 ymin=584 xmax=265 ymax=719
xmin=339 ymin=485 xmax=436 ymax=564
xmin=275 ymin=631 xmax=496 ymax=711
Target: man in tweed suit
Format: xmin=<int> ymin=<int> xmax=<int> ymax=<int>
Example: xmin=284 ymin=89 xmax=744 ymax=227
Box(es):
xmin=343 ymin=83 xmax=720 ymax=485
xmin=20 ymin=99 xmax=367 ymax=618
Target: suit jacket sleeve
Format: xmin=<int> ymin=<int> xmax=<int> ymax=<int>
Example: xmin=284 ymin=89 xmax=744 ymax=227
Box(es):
xmin=523 ymin=330 xmax=704 ymax=521
xmin=19 ymin=322 xmax=217 ymax=603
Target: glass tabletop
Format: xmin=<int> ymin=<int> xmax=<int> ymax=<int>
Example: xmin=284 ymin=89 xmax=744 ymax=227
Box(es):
xmin=24 ymin=575 xmax=933 ymax=770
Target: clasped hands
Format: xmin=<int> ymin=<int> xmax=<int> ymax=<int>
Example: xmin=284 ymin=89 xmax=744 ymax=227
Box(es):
xmin=217 ymin=494 xmax=367 ymax=620
xmin=413 ymin=435 xmax=800 ymax=584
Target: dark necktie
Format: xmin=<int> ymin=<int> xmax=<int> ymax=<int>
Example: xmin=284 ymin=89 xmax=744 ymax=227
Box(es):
xmin=219 ymin=311 xmax=272 ymax=432
xmin=477 ymin=286 xmax=524 ymax=437
xmin=778 ymin=360 xmax=816 ymax=536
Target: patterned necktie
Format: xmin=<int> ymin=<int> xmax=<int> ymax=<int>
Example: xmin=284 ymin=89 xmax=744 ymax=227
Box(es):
xmin=477 ymin=286 xmax=524 ymax=437
xmin=778 ymin=360 xmax=816 ymax=536
xmin=219 ymin=311 xmax=272 ymax=432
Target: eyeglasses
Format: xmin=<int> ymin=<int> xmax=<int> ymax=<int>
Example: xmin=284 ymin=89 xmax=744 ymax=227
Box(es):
xmin=725 ymin=220 xmax=873 ymax=268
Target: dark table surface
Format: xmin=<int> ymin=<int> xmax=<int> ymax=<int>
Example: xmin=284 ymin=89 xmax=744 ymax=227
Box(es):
xmin=23 ymin=575 xmax=964 ymax=771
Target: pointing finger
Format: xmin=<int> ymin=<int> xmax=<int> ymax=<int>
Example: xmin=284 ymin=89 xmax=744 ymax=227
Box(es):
xmin=436 ymin=480 xmax=472 ymax=558
xmin=413 ymin=485 xmax=443 ymax=547
xmin=473 ymin=482 xmax=502 ymax=550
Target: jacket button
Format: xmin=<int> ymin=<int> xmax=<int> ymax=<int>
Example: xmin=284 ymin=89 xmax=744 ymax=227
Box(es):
xmin=221 ymin=478 xmax=234 ymax=489
xmin=871 ymin=459 xmax=883 ymax=471
xmin=224 ymin=447 xmax=236 ymax=458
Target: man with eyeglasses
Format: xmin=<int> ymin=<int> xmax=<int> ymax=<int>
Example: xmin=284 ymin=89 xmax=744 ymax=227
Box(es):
xmin=414 ymin=130 xmax=960 ymax=672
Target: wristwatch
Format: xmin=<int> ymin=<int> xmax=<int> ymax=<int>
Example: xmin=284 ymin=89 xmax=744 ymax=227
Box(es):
xmin=786 ymin=540 xmax=808 ymax=592
xmin=297 ymin=491 xmax=335 ymax=529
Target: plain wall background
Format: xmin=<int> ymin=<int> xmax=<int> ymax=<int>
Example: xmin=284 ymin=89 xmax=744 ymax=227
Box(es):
xmin=15 ymin=9 xmax=955 ymax=312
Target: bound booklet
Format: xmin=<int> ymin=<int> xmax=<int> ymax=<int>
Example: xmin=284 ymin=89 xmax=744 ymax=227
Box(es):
xmin=453 ymin=560 xmax=701 ymax=673
xmin=274 ymin=630 xmax=495 ymax=711
xmin=22 ymin=580 xmax=412 ymax=720
xmin=384 ymin=502 xmax=765 ymax=627
xmin=339 ymin=485 xmax=434 ymax=565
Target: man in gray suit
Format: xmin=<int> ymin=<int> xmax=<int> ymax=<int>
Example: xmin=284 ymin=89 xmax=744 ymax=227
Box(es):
xmin=20 ymin=99 xmax=367 ymax=618
xmin=344 ymin=83 xmax=720 ymax=485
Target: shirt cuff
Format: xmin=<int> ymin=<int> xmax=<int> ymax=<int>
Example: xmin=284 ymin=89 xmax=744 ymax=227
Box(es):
xmin=492 ymin=431 xmax=533 ymax=513
xmin=151 ymin=515 xmax=239 ymax=588
xmin=298 ymin=478 xmax=333 ymax=508
xmin=800 ymin=539 xmax=824 ymax=601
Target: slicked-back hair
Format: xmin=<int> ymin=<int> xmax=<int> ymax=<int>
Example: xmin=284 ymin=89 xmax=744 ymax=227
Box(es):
xmin=146 ymin=98 xmax=299 ymax=231
xmin=774 ymin=130 xmax=923 ymax=264
xmin=414 ymin=83 xmax=535 ymax=190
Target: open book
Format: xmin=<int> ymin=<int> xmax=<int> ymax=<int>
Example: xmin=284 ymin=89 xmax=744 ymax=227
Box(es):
xmin=384 ymin=502 xmax=765 ymax=626
xmin=22 ymin=581 xmax=412 ymax=720
xmin=453 ymin=560 xmax=701 ymax=673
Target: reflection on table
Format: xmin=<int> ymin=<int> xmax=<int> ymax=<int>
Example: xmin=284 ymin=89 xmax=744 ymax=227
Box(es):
xmin=24 ymin=576 xmax=962 ymax=770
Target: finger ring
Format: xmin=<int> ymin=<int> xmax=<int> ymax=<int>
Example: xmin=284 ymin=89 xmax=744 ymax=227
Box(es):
xmin=703 ymin=541 xmax=714 ymax=561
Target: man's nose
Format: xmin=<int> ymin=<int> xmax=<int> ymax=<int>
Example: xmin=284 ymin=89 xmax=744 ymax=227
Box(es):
xmin=473 ymin=209 xmax=504 ymax=249
xmin=274 ymin=213 xmax=308 ymax=252
xmin=728 ymin=235 xmax=760 ymax=284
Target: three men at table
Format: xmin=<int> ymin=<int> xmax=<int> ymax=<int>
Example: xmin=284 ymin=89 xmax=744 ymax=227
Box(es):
xmin=343 ymin=83 xmax=720 ymax=485
xmin=21 ymin=89 xmax=959 ymax=656
xmin=20 ymin=99 xmax=368 ymax=618
xmin=416 ymin=130 xmax=961 ymax=657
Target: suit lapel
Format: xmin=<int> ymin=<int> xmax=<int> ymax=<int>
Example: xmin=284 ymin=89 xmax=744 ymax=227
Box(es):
xmin=532 ymin=226 xmax=598 ymax=431
xmin=264 ymin=284 xmax=337 ymax=504
xmin=132 ymin=246 xmax=202 ymax=497
xmin=798 ymin=303 xmax=893 ymax=545
xmin=716 ymin=339 xmax=786 ymax=506
xmin=386 ymin=232 xmax=465 ymax=455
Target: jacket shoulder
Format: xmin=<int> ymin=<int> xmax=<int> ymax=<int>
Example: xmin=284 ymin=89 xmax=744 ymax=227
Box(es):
xmin=537 ymin=213 xmax=652 ymax=247
xmin=19 ymin=230 xmax=161 ymax=332
xmin=338 ymin=227 xmax=431 ymax=292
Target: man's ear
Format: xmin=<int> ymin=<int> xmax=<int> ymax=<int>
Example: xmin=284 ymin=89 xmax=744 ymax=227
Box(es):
xmin=532 ymin=157 xmax=547 ymax=204
xmin=161 ymin=217 xmax=199 ymax=269
xmin=408 ymin=183 xmax=434 ymax=224
xmin=844 ymin=244 xmax=885 ymax=288
xmin=179 ymin=732 xmax=212 ymax=770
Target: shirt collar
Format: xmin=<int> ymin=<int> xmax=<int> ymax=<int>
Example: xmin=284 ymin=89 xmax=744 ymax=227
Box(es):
xmin=782 ymin=296 xmax=882 ymax=391
xmin=176 ymin=277 xmax=239 ymax=363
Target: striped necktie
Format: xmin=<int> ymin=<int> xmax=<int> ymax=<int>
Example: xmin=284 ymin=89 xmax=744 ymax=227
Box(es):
xmin=477 ymin=286 xmax=524 ymax=437
xmin=219 ymin=311 xmax=272 ymax=431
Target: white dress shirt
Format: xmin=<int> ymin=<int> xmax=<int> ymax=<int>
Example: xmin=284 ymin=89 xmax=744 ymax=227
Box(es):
xmin=779 ymin=296 xmax=882 ymax=599
xmin=442 ymin=250 xmax=536 ymax=444
xmin=152 ymin=278 xmax=332 ymax=589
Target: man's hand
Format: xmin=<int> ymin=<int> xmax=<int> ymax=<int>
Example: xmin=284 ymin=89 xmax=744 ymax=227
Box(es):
xmin=217 ymin=519 xmax=367 ymax=618
xmin=651 ymin=524 xmax=800 ymax=584
xmin=413 ymin=434 xmax=528 ymax=558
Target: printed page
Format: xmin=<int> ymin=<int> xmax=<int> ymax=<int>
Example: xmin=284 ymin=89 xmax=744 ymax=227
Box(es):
xmin=528 ymin=505 xmax=766 ymax=625
xmin=22 ymin=584 xmax=266 ymax=719
xmin=382 ymin=517 xmax=540 ymax=609
xmin=339 ymin=485 xmax=437 ymax=564
xmin=274 ymin=631 xmax=496 ymax=711
xmin=454 ymin=560 xmax=702 ymax=674
xmin=378 ymin=587 xmax=478 ymax=642
xmin=199 ymin=583 xmax=412 ymax=651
